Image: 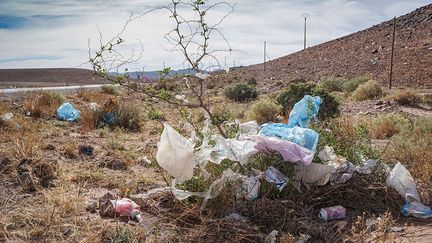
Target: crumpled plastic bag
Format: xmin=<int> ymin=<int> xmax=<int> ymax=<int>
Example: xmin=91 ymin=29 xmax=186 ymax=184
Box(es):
xmin=57 ymin=103 xmax=80 ymax=121
xmin=386 ymin=162 xmax=420 ymax=202
xmin=294 ymin=163 xmax=334 ymax=187
xmin=402 ymin=201 xmax=432 ymax=219
xmin=356 ymin=159 xmax=378 ymax=174
xmin=156 ymin=123 xmax=195 ymax=182
xmin=318 ymin=145 xmax=347 ymax=167
xmin=259 ymin=123 xmax=319 ymax=152
xmin=330 ymin=161 xmax=355 ymax=185
xmin=241 ymin=134 xmax=314 ymax=165
xmin=264 ymin=166 xmax=288 ymax=191
xmin=240 ymin=121 xmax=260 ymax=135
xmin=288 ymin=95 xmax=322 ymax=128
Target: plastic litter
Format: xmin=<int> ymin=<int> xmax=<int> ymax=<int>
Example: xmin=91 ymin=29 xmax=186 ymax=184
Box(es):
xmin=240 ymin=121 xmax=260 ymax=135
xmin=264 ymin=166 xmax=288 ymax=191
xmin=111 ymin=198 xmax=143 ymax=222
xmin=156 ymin=123 xmax=195 ymax=182
xmin=175 ymin=94 xmax=188 ymax=103
xmin=89 ymin=102 xmax=100 ymax=111
xmin=319 ymin=205 xmax=346 ymax=221
xmin=287 ymin=95 xmax=322 ymax=128
xmin=294 ymin=163 xmax=334 ymax=187
xmin=79 ymin=145 xmax=93 ymax=156
xmin=259 ymin=123 xmax=319 ymax=152
xmin=386 ymin=162 xmax=420 ymax=202
xmin=356 ymin=159 xmax=378 ymax=174
xmin=0 ymin=112 xmax=13 ymax=121
xmin=264 ymin=230 xmax=278 ymax=243
xmin=103 ymin=112 xmax=115 ymax=124
xmin=318 ymin=146 xmax=347 ymax=167
xmin=225 ymin=213 xmax=248 ymax=222
xmin=240 ymin=176 xmax=261 ymax=200
xmin=56 ymin=103 xmax=80 ymax=121
xmin=194 ymin=72 xmax=210 ymax=79
xmin=330 ymin=162 xmax=355 ymax=185
xmin=401 ymin=201 xmax=432 ymax=219
xmin=241 ymin=134 xmax=314 ymax=165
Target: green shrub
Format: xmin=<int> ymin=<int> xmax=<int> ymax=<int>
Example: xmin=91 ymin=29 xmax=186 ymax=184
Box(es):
xmin=368 ymin=113 xmax=408 ymax=139
xmin=101 ymin=85 xmax=120 ymax=95
xmin=351 ymin=80 xmax=383 ymax=101
xmin=251 ymin=99 xmax=282 ymax=124
xmin=342 ymin=77 xmax=369 ymax=93
xmin=391 ymin=89 xmax=423 ymax=107
xmin=147 ymin=108 xmax=164 ymax=120
xmin=319 ymin=77 xmax=344 ymax=92
xmin=277 ymin=82 xmax=340 ymax=120
xmin=113 ymin=102 xmax=142 ymax=131
xmin=224 ymin=83 xmax=258 ymax=102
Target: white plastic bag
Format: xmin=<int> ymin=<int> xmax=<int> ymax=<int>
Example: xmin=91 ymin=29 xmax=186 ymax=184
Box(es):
xmin=386 ymin=162 xmax=420 ymax=202
xmin=156 ymin=123 xmax=195 ymax=182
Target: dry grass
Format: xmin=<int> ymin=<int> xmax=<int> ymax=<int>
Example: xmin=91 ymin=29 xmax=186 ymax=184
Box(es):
xmin=391 ymin=89 xmax=423 ymax=107
xmin=80 ymin=106 xmax=104 ymax=132
xmin=23 ymin=91 xmax=65 ymax=118
xmin=250 ymin=99 xmax=282 ymax=124
xmin=101 ymin=85 xmax=120 ymax=95
xmin=352 ymin=80 xmax=384 ymax=101
xmin=368 ymin=113 xmax=408 ymax=139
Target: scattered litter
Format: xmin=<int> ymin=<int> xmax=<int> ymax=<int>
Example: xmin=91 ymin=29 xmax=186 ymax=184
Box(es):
xmin=225 ymin=213 xmax=248 ymax=222
xmin=79 ymin=145 xmax=93 ymax=156
xmin=389 ymin=226 xmax=403 ymax=232
xmin=111 ymin=198 xmax=143 ymax=222
xmin=240 ymin=120 xmax=260 ymax=135
xmin=85 ymin=199 xmax=98 ymax=213
xmin=195 ymin=72 xmax=210 ymax=79
xmin=264 ymin=230 xmax=278 ymax=243
xmin=138 ymin=155 xmax=152 ymax=165
xmin=241 ymin=176 xmax=261 ymax=200
xmin=288 ymin=95 xmax=322 ymax=128
xmin=294 ymin=163 xmax=334 ymax=187
xmin=102 ymin=112 xmax=115 ymax=124
xmin=57 ymin=102 xmax=80 ymax=121
xmin=401 ymin=201 xmax=432 ymax=219
xmin=319 ymin=205 xmax=346 ymax=221
xmin=386 ymin=162 xmax=420 ymax=202
xmin=356 ymin=159 xmax=378 ymax=174
xmin=175 ymin=94 xmax=188 ymax=103
xmin=259 ymin=123 xmax=319 ymax=151
xmin=366 ymin=218 xmax=378 ymax=229
xmin=89 ymin=102 xmax=100 ymax=111
xmin=264 ymin=166 xmax=288 ymax=191
xmin=0 ymin=112 xmax=13 ymax=121
xmin=330 ymin=162 xmax=355 ymax=185
xmin=318 ymin=146 xmax=346 ymax=167
xmin=156 ymin=123 xmax=195 ymax=182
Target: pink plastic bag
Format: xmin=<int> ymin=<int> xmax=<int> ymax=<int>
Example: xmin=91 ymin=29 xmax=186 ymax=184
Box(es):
xmin=111 ymin=198 xmax=142 ymax=222
xmin=240 ymin=135 xmax=314 ymax=165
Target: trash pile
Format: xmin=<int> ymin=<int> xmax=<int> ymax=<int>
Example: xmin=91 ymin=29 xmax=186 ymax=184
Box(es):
xmin=96 ymin=95 xmax=430 ymax=241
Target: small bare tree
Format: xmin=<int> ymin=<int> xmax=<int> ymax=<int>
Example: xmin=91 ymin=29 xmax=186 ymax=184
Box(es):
xmin=89 ymin=0 xmax=235 ymax=138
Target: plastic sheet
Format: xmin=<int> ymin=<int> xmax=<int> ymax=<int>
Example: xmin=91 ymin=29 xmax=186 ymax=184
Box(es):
xmin=386 ymin=162 xmax=420 ymax=202
xmin=56 ymin=102 xmax=80 ymax=121
xmin=156 ymin=123 xmax=195 ymax=182
xmin=294 ymin=163 xmax=334 ymax=187
xmin=264 ymin=166 xmax=288 ymax=191
xmin=288 ymin=95 xmax=322 ymax=128
xmin=402 ymin=201 xmax=432 ymax=219
xmin=259 ymin=123 xmax=319 ymax=151
xmin=241 ymin=134 xmax=314 ymax=165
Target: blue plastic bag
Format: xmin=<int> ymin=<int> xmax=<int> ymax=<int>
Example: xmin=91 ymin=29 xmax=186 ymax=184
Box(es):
xmin=288 ymin=95 xmax=322 ymax=128
xmin=103 ymin=112 xmax=116 ymax=124
xmin=259 ymin=123 xmax=319 ymax=151
xmin=56 ymin=103 xmax=80 ymax=121
xmin=401 ymin=201 xmax=432 ymax=219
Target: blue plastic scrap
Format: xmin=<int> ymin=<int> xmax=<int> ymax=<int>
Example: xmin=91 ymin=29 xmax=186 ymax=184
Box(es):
xmin=288 ymin=95 xmax=322 ymax=128
xmin=56 ymin=103 xmax=80 ymax=122
xmin=259 ymin=123 xmax=319 ymax=151
xmin=103 ymin=112 xmax=116 ymax=124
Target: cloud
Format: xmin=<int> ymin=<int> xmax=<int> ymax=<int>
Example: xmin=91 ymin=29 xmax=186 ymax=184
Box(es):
xmin=0 ymin=0 xmax=430 ymax=70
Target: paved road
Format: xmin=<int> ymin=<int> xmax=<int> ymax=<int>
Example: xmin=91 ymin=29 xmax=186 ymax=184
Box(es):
xmin=0 ymin=84 xmax=113 ymax=94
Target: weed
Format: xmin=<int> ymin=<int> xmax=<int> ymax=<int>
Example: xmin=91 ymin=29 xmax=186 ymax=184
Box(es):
xmin=101 ymin=85 xmax=120 ymax=95
xmin=147 ymin=107 xmax=164 ymax=120
xmin=223 ymin=83 xmax=258 ymax=102
xmin=23 ymin=92 xmax=65 ymax=118
xmin=342 ymin=76 xmax=369 ymax=93
xmin=277 ymin=82 xmax=339 ymax=120
xmin=80 ymin=106 xmax=104 ymax=131
xmin=113 ymin=102 xmax=142 ymax=131
xmin=319 ymin=77 xmax=344 ymax=92
xmin=101 ymin=225 xmax=146 ymax=243
xmin=250 ymin=99 xmax=282 ymax=124
xmin=351 ymin=80 xmax=383 ymax=101
xmin=391 ymin=89 xmax=423 ymax=107
xmin=368 ymin=113 xmax=408 ymax=139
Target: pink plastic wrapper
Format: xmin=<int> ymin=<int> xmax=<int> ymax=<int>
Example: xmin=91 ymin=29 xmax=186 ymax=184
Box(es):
xmin=240 ymin=135 xmax=314 ymax=165
xmin=111 ymin=198 xmax=141 ymax=217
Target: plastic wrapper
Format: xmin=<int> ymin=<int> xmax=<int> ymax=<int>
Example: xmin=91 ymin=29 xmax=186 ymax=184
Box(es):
xmin=259 ymin=123 xmax=319 ymax=151
xmin=264 ymin=166 xmax=288 ymax=191
xmin=294 ymin=163 xmax=334 ymax=186
xmin=401 ymin=201 xmax=432 ymax=219
xmin=287 ymin=95 xmax=322 ymax=128
xmin=356 ymin=159 xmax=378 ymax=174
xmin=330 ymin=162 xmax=355 ymax=185
xmin=57 ymin=102 xmax=80 ymax=121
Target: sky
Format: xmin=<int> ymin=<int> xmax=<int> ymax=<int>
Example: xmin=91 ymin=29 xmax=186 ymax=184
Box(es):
xmin=0 ymin=0 xmax=430 ymax=71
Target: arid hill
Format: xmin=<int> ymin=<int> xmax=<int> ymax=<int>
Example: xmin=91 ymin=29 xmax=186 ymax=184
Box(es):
xmin=224 ymin=4 xmax=432 ymax=88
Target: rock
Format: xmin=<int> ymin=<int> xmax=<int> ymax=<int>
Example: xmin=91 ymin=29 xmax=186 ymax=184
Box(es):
xmin=99 ymin=193 xmax=116 ymax=218
xmin=0 ymin=157 xmax=12 ymax=173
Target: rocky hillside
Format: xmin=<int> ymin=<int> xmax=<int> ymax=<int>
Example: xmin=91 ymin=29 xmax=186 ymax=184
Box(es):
xmin=227 ymin=4 xmax=432 ymax=88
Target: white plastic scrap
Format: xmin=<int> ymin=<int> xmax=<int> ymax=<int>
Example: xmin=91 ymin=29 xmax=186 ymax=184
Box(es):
xmin=264 ymin=166 xmax=288 ymax=191
xmin=241 ymin=176 xmax=261 ymax=200
xmin=89 ymin=102 xmax=100 ymax=111
xmin=318 ymin=145 xmax=347 ymax=167
xmin=0 ymin=112 xmax=13 ymax=121
xmin=175 ymin=94 xmax=188 ymax=103
xmin=294 ymin=163 xmax=334 ymax=187
xmin=240 ymin=121 xmax=260 ymax=135
xmin=356 ymin=159 xmax=378 ymax=174
xmin=225 ymin=213 xmax=248 ymax=222
xmin=386 ymin=162 xmax=420 ymax=202
xmin=156 ymin=123 xmax=195 ymax=182
xmin=264 ymin=230 xmax=279 ymax=243
xmin=194 ymin=73 xmax=210 ymax=79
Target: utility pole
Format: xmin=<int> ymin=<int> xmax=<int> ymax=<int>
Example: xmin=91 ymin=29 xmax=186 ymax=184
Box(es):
xmin=264 ymin=41 xmax=267 ymax=72
xmin=303 ymin=13 xmax=309 ymax=50
xmin=389 ymin=16 xmax=396 ymax=89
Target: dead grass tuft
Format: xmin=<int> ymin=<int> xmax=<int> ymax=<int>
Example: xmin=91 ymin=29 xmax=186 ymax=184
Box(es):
xmin=250 ymin=99 xmax=282 ymax=124
xmin=101 ymin=85 xmax=120 ymax=95
xmin=23 ymin=91 xmax=65 ymax=118
xmin=80 ymin=106 xmax=104 ymax=132
xmin=351 ymin=80 xmax=383 ymax=101
xmin=391 ymin=89 xmax=423 ymax=107
xmin=368 ymin=113 xmax=408 ymax=139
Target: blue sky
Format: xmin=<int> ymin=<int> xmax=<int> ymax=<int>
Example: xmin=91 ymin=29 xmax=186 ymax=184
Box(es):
xmin=0 ymin=0 xmax=430 ymax=71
